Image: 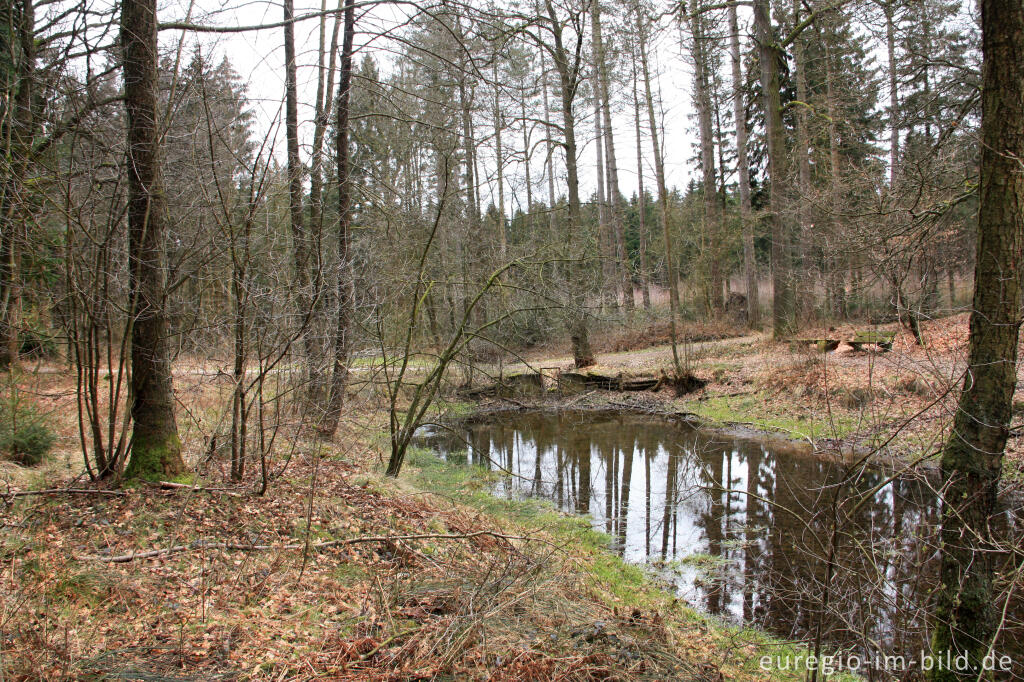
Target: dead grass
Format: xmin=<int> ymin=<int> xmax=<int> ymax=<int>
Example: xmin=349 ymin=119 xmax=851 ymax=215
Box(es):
xmin=0 ymin=368 xmax=777 ymax=680
xmin=600 ymin=319 xmax=747 ymax=354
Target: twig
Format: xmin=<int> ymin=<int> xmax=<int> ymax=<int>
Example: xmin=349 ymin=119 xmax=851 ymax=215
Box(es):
xmin=3 ymin=488 xmax=128 ymax=499
xmin=77 ymin=530 xmax=537 ymax=563
xmin=355 ymin=627 xmax=420 ymax=663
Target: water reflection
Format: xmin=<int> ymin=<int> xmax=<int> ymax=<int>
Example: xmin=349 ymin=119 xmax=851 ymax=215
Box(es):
xmin=420 ymin=410 xmax=1022 ymax=664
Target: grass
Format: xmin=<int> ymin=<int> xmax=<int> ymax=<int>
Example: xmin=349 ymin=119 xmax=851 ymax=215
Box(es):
xmin=681 ymin=392 xmax=860 ymax=441
xmin=402 ymin=445 xmax=862 ymax=681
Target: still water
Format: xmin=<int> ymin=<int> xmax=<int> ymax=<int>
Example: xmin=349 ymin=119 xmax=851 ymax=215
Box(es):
xmin=419 ymin=410 xmax=1023 ymax=665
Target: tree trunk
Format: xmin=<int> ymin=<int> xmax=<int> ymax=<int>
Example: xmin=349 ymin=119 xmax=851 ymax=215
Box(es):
xmin=122 ymin=0 xmax=185 ymax=480
xmin=492 ymin=61 xmax=508 ymax=259
xmin=593 ymin=84 xmax=612 ymax=308
xmin=823 ymin=18 xmax=846 ymax=320
xmin=754 ymin=0 xmax=795 ymax=340
xmin=791 ymin=0 xmax=812 ymax=320
xmin=631 ymin=58 xmax=651 ymax=311
xmin=592 ymin=1 xmax=634 ymax=312
xmin=728 ymin=3 xmax=759 ymax=326
xmin=0 ymin=0 xmax=35 ymax=369
xmin=541 ymin=51 xmax=558 ymax=251
xmin=884 ymin=0 xmax=900 ymax=186
xmin=319 ymin=0 xmax=356 ymax=437
xmin=931 ymin=2 xmax=1023 ymax=678
xmin=520 ymin=89 xmax=534 ymax=238
xmin=688 ymin=0 xmax=722 ymax=314
xmin=545 ymin=0 xmax=594 ymax=368
xmin=284 ymin=0 xmax=321 ymax=401
xmin=636 ymin=3 xmax=681 ymax=373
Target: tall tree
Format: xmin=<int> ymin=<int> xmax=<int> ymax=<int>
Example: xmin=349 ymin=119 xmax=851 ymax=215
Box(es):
xmin=0 ymin=0 xmax=35 ymax=368
xmin=320 ymin=0 xmax=356 ymax=436
xmin=630 ymin=55 xmax=652 ymax=310
xmin=727 ymin=2 xmax=759 ymax=325
xmin=283 ymin=0 xmax=320 ymax=402
xmin=635 ymin=1 xmax=681 ymax=372
xmin=592 ymin=0 xmax=634 ymax=311
xmin=790 ymin=0 xmax=812 ymax=319
xmin=540 ymin=0 xmax=595 ymax=368
xmin=122 ymin=0 xmax=185 ymax=479
xmin=754 ymin=0 xmax=795 ymax=339
xmin=931 ymin=0 xmax=1023 ymax=677
xmin=686 ymin=0 xmax=722 ymax=314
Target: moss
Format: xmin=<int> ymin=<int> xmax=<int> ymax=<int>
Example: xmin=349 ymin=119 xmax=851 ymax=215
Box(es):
xmin=123 ymin=430 xmax=183 ymax=481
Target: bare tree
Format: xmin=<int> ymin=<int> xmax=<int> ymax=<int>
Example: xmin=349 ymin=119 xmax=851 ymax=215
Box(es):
xmin=320 ymin=0 xmax=356 ymax=437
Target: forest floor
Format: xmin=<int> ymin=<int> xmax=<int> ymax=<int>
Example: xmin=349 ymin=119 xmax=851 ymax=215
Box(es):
xmin=0 ymin=311 xmax=1009 ymax=680
xmin=0 ymin=369 xmax=832 ymax=680
xmin=501 ymin=311 xmax=1024 ymax=484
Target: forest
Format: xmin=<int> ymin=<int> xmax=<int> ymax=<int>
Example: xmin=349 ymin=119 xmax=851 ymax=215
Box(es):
xmin=0 ymin=0 xmax=1022 ymax=679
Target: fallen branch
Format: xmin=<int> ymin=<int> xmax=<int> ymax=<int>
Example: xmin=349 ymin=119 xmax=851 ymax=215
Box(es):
xmin=145 ymin=481 xmax=243 ymax=496
xmin=3 ymin=487 xmax=128 ymax=500
xmin=77 ymin=530 xmax=536 ymax=563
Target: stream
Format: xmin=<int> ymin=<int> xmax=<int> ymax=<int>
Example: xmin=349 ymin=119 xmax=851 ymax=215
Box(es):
xmin=417 ymin=409 xmax=1023 ymax=671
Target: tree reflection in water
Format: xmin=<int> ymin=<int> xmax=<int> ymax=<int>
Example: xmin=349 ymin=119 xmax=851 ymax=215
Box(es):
xmin=419 ymin=410 xmax=1023 ymax=665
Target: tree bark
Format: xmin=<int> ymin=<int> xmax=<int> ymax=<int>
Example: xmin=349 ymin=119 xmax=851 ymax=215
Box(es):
xmin=728 ymin=3 xmax=759 ymax=326
xmin=545 ymin=0 xmax=594 ymax=368
xmin=754 ymin=0 xmax=795 ymax=340
xmin=631 ymin=58 xmax=651 ymax=311
xmin=492 ymin=60 xmax=508 ymax=259
xmin=636 ymin=3 xmax=681 ymax=372
xmin=319 ymin=0 xmax=356 ymax=436
xmin=0 ymin=0 xmax=35 ymax=369
xmin=284 ymin=0 xmax=321 ymax=401
xmin=592 ymin=1 xmax=634 ymax=311
xmin=688 ymin=0 xmax=722 ymax=314
xmin=122 ymin=0 xmax=185 ymax=480
xmin=822 ymin=17 xmax=846 ymax=320
xmin=791 ymin=0 xmax=812 ymax=320
xmin=593 ymin=80 xmax=612 ymax=308
xmin=930 ymin=2 xmax=1023 ymax=677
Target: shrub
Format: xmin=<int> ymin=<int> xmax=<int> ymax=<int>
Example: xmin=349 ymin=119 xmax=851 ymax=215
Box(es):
xmin=1 ymin=421 xmax=56 ymax=465
xmin=0 ymin=382 xmax=56 ymax=466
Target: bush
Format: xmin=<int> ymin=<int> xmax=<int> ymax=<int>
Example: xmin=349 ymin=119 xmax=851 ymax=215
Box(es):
xmin=1 ymin=421 xmax=56 ymax=465
xmin=0 ymin=382 xmax=56 ymax=466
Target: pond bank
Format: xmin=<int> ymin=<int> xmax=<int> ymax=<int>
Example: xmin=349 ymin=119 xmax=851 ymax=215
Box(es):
xmin=413 ymin=405 xmax=1022 ymax=673
xmin=402 ymin=438 xmax=861 ymax=681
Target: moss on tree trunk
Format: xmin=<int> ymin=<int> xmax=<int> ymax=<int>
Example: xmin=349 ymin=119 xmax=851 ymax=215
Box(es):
xmin=930 ymin=0 xmax=1024 ymax=677
xmin=121 ymin=0 xmax=185 ymax=481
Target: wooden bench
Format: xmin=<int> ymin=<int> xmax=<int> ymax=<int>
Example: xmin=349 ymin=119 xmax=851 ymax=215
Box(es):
xmin=847 ymin=330 xmax=895 ymax=352
xmin=794 ymin=338 xmax=840 ymax=352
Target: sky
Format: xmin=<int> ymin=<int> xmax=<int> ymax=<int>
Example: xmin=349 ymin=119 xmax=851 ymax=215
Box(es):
xmin=157 ymin=0 xmax=708 ymax=214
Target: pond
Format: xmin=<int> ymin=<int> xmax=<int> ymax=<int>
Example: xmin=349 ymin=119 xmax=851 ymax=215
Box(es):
xmin=418 ymin=409 xmax=1023 ymax=669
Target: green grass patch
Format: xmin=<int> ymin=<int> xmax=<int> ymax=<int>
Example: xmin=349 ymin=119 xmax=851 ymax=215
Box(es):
xmin=401 ymin=445 xmax=860 ymax=681
xmin=683 ymin=393 xmax=858 ymax=441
